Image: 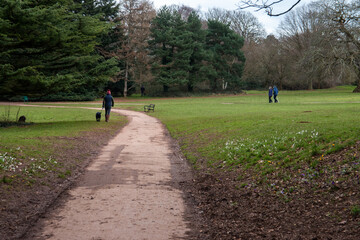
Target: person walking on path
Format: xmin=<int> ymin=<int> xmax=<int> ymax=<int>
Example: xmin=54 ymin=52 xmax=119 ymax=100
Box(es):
xmin=268 ymin=86 xmax=273 ymax=103
xmin=141 ymin=85 xmax=145 ymax=97
xmin=102 ymin=89 xmax=114 ymax=122
xmin=273 ymin=85 xmax=279 ymax=103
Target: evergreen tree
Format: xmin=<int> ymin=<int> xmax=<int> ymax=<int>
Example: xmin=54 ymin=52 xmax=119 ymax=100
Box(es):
xmin=73 ymin=0 xmax=120 ymax=20
xmin=205 ymin=20 xmax=246 ymax=91
xmin=149 ymin=6 xmax=192 ymax=92
xmin=186 ymin=11 xmax=207 ymax=92
xmin=169 ymin=10 xmax=192 ymax=87
xmin=0 ymin=0 xmax=118 ymax=100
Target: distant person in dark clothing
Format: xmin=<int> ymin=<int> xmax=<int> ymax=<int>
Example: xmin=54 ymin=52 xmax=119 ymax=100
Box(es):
xmin=141 ymin=85 xmax=145 ymax=96
xmin=268 ymin=86 xmax=273 ymax=103
xmin=102 ymin=89 xmax=114 ymax=122
xmin=273 ymin=85 xmax=279 ymax=103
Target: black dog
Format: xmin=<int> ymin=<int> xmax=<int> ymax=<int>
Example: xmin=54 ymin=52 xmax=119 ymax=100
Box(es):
xmin=96 ymin=112 xmax=101 ymax=122
xmin=18 ymin=115 xmax=26 ymax=122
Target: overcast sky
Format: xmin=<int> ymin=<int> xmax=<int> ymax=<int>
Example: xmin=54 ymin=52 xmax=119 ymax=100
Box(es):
xmin=151 ymin=0 xmax=314 ymax=35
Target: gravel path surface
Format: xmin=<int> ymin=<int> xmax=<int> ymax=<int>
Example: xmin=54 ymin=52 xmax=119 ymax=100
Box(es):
xmin=25 ymin=109 xmax=192 ymax=240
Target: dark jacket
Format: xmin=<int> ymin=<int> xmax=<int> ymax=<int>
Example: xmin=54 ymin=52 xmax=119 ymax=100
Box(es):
xmin=268 ymin=88 xmax=273 ymax=97
xmin=103 ymin=94 xmax=114 ymax=108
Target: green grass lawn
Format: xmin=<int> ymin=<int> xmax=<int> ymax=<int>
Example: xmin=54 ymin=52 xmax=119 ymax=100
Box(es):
xmin=127 ymin=86 xmax=360 ymax=198
xmin=141 ymin=86 xmax=359 ymax=166
xmin=1 ymin=86 xmax=359 ymax=194
xmin=1 ymin=87 xmax=359 ymax=235
xmin=40 ymin=86 xmax=359 ymax=173
xmin=0 ymin=106 xmax=126 ymax=184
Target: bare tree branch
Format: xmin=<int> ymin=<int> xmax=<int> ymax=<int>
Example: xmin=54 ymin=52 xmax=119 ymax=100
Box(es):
xmin=238 ymin=0 xmax=302 ymax=16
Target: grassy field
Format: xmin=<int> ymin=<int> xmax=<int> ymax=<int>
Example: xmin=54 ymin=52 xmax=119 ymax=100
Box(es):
xmin=0 ymin=106 xmax=126 ymax=184
xmin=144 ymin=86 xmax=360 ymax=164
xmin=1 ymin=87 xmax=359 ymax=238
xmin=1 ymin=86 xmax=359 ymax=186
xmin=29 ymin=86 xmax=360 ymax=174
xmin=1 ymin=87 xmax=360 ymax=238
xmin=3 ymin=86 xmax=358 ymax=191
xmin=126 ymin=86 xmax=360 ymax=200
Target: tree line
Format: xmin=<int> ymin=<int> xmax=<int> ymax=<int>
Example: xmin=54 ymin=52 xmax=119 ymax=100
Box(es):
xmin=0 ymin=0 xmax=120 ymax=100
xmin=243 ymin=0 xmax=360 ymax=92
xmin=0 ymin=0 xmax=359 ymax=101
xmin=0 ymin=0 xmax=244 ymax=100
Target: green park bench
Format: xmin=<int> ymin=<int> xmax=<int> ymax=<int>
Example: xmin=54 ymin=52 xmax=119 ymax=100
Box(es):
xmin=23 ymin=96 xmax=29 ymax=103
xmin=144 ymin=104 xmax=155 ymax=112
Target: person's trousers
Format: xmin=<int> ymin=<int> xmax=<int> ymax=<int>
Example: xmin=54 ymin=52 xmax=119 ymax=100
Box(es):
xmin=105 ymin=107 xmax=111 ymax=115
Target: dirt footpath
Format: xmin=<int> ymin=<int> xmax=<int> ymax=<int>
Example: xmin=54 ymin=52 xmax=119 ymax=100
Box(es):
xmin=25 ymin=109 xmax=195 ymax=240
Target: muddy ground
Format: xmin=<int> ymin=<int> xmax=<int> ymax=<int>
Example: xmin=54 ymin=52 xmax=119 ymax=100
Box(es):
xmin=189 ymin=142 xmax=360 ymax=239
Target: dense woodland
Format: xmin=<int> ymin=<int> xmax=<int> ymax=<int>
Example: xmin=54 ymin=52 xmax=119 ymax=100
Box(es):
xmin=0 ymin=0 xmax=359 ymax=100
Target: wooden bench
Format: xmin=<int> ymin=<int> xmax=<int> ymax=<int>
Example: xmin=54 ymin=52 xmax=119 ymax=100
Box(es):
xmin=144 ymin=104 xmax=155 ymax=112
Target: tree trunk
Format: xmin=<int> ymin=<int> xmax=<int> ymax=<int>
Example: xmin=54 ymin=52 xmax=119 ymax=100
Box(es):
xmin=211 ymin=78 xmax=218 ymax=92
xmin=308 ymin=78 xmax=313 ymax=90
xmin=187 ymin=83 xmax=193 ymax=92
xmin=279 ymin=77 xmax=283 ymax=90
xmin=222 ymin=79 xmax=228 ymax=90
xmin=353 ymin=75 xmax=360 ymax=93
xmin=353 ymin=66 xmax=360 ymax=92
xmin=163 ymin=84 xmax=169 ymax=92
xmin=124 ymin=61 xmax=129 ymax=98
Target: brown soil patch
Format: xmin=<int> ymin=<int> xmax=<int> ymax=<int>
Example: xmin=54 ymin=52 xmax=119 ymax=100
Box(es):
xmin=188 ymin=143 xmax=360 ymax=239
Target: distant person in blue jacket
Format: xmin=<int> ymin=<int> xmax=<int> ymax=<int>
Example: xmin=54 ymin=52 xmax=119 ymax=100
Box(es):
xmin=102 ymin=89 xmax=114 ymax=122
xmin=268 ymin=86 xmax=273 ymax=103
xmin=273 ymin=85 xmax=279 ymax=103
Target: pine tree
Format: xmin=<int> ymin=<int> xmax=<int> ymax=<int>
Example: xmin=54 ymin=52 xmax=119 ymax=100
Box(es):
xmin=73 ymin=0 xmax=120 ymax=20
xmin=149 ymin=6 xmax=192 ymax=92
xmin=205 ymin=20 xmax=246 ymax=91
xmin=168 ymin=10 xmax=192 ymax=86
xmin=186 ymin=11 xmax=207 ymax=92
xmin=0 ymin=0 xmax=119 ymax=100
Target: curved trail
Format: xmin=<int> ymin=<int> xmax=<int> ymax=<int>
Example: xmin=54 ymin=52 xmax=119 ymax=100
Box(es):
xmin=26 ymin=109 xmax=191 ymax=239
